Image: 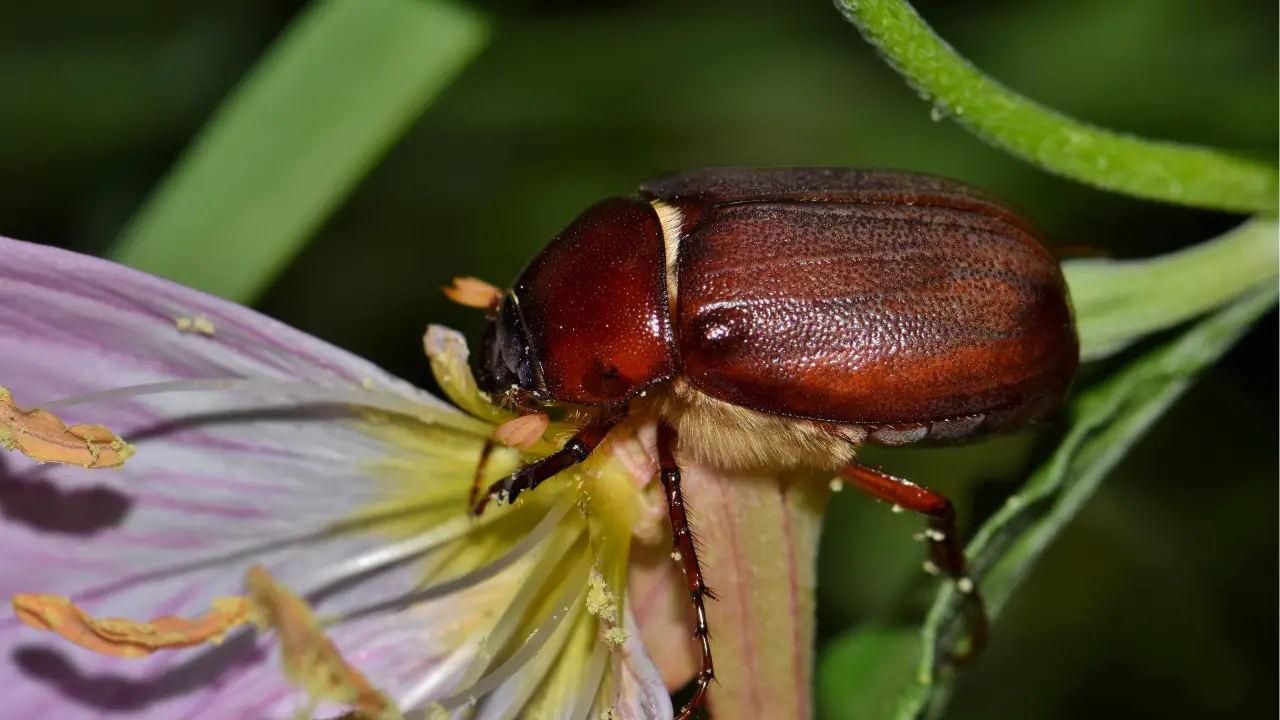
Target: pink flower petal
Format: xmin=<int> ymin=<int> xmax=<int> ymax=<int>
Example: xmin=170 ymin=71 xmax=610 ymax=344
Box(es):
xmin=0 ymin=237 xmax=446 ymax=404
xmin=0 ymin=237 xmax=479 ymax=717
xmin=627 ymin=537 xmax=698 ymax=691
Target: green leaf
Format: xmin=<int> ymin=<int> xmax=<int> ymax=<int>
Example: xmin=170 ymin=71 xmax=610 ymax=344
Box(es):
xmin=819 ymin=285 xmax=1277 ymax=720
xmin=107 ymin=0 xmax=488 ymax=303
xmin=818 ymin=627 xmax=922 ymax=720
xmin=832 ymin=0 xmax=1278 ymax=213
xmin=1064 ymin=217 xmax=1279 ymax=361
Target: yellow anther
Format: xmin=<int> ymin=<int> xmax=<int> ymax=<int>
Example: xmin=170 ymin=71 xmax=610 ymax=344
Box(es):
xmin=10 ymin=594 xmax=251 ymax=657
xmin=0 ymin=386 xmax=134 ymax=469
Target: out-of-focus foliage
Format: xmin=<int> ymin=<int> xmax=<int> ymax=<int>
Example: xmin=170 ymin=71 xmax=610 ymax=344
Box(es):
xmin=107 ymin=0 xmax=487 ymax=304
xmin=0 ymin=1 xmax=1275 ymax=718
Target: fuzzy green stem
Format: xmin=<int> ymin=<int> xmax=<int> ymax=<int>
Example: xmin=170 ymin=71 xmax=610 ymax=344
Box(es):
xmin=833 ymin=0 xmax=1278 ymax=213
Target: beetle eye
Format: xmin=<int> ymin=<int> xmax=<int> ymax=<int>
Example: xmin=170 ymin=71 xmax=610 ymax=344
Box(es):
xmin=473 ymin=318 xmax=503 ymax=396
xmin=474 ymin=294 xmax=542 ymax=402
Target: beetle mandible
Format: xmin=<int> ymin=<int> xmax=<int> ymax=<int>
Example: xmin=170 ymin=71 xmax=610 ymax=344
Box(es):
xmin=449 ymin=168 xmax=1080 ymax=720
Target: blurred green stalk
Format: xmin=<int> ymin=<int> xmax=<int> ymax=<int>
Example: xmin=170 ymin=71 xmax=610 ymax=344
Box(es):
xmin=833 ymin=0 xmax=1279 ymax=213
xmin=1065 ymin=217 xmax=1279 ymax=361
xmin=108 ymin=0 xmax=488 ymax=303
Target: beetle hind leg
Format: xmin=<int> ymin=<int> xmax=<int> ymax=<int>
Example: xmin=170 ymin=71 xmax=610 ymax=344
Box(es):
xmin=657 ymin=421 xmax=716 ymax=720
xmin=837 ymin=462 xmax=988 ymax=663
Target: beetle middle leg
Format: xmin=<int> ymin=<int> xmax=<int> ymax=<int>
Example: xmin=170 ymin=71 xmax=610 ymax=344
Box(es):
xmin=837 ymin=462 xmax=988 ymax=662
xmin=471 ymin=412 xmax=624 ymax=515
xmin=657 ymin=420 xmax=716 ymax=720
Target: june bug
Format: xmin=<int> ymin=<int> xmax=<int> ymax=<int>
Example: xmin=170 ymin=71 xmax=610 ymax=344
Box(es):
xmin=450 ymin=168 xmax=1079 ymax=719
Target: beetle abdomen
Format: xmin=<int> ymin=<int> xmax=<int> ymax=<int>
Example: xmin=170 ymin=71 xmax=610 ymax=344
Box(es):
xmin=865 ymin=388 xmax=1065 ymax=447
xmin=651 ymin=378 xmax=864 ymax=470
xmin=672 ymin=198 xmax=1078 ymax=426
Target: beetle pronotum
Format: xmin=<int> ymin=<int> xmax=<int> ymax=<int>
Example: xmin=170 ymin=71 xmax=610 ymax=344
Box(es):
xmin=452 ymin=168 xmax=1080 ymax=719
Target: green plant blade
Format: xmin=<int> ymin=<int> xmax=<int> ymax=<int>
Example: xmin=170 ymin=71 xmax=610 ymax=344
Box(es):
xmin=819 ymin=285 xmax=1277 ymax=720
xmin=832 ymin=0 xmax=1278 ymax=213
xmin=107 ymin=0 xmax=488 ymax=303
xmin=818 ymin=627 xmax=922 ymax=720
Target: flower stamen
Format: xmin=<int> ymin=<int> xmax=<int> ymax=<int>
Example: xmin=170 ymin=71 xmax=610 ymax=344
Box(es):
xmin=0 ymin=385 xmax=134 ymax=468
xmin=37 ymin=378 xmax=489 ymax=437
xmin=570 ymin=640 xmax=611 ymax=718
xmin=10 ymin=593 xmax=252 ymax=657
xmin=334 ymin=491 xmax=576 ymax=624
xmin=59 ymin=494 xmax=485 ymax=604
xmin=428 ymin=554 xmax=592 ymax=716
xmin=245 ymin=566 xmax=403 ymax=720
xmin=302 ymin=515 xmax=481 ymax=600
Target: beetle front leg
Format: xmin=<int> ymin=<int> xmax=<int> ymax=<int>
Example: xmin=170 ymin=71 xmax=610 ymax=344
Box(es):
xmin=837 ymin=462 xmax=988 ymax=663
xmin=470 ymin=412 xmax=624 ymax=515
xmin=657 ymin=421 xmax=716 ymax=720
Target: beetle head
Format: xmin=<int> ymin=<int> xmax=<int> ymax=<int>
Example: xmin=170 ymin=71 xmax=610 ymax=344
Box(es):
xmin=475 ymin=293 xmax=544 ymax=410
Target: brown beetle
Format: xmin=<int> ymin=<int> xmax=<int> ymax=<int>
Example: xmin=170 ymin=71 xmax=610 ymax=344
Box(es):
xmin=453 ymin=168 xmax=1079 ymax=719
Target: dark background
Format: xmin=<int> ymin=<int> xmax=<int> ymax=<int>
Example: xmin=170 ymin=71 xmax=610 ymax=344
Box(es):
xmin=1 ymin=0 xmax=1275 ymax=717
